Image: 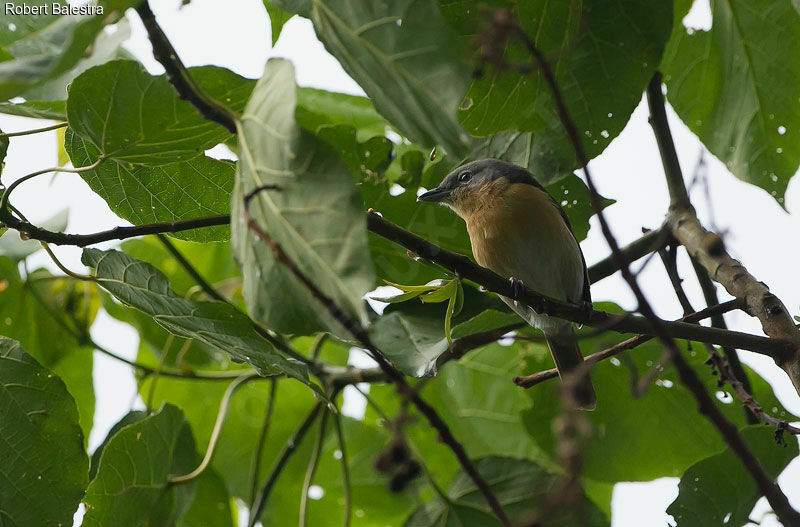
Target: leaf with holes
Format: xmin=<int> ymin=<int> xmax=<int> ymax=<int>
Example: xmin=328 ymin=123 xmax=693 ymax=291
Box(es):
xmin=0 ymin=337 xmax=88 ymax=527
xmin=231 ymin=58 xmax=374 ymax=337
xmin=666 ymin=426 xmax=798 ymax=527
xmin=662 ymin=0 xmax=800 ymax=204
xmin=81 ymin=248 xmax=315 ymax=389
xmin=455 ymin=0 xmax=673 ymax=184
xmin=66 ymin=129 xmax=233 ymax=243
xmin=67 ymin=60 xmax=254 ymax=164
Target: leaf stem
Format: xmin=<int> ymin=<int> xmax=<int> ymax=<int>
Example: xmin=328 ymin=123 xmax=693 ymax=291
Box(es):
xmin=300 ymin=406 xmax=329 ymax=527
xmin=170 ymin=371 xmax=259 ymax=484
xmin=249 ymin=378 xmax=278 ymax=505
xmin=0 ymin=122 xmax=67 ymax=138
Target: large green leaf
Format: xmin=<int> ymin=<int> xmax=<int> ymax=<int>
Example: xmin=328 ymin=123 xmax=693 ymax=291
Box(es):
xmin=0 ymin=5 xmax=121 ymax=99
xmin=81 ymin=248 xmax=313 ymax=387
xmin=0 ymin=337 xmax=88 ymax=527
xmin=66 ymin=129 xmax=234 ymax=243
xmin=281 ymin=0 xmax=472 ymax=157
xmin=232 ymin=58 xmax=374 ymax=337
xmin=405 ymin=456 xmax=608 ymax=526
xmin=667 ymin=426 xmax=798 ymax=527
xmin=66 ymin=60 xmax=254 ymax=164
xmin=82 ymin=404 xmax=198 ymax=527
xmin=455 ymin=0 xmax=672 ymax=184
xmin=662 ymin=0 xmax=800 ymax=204
xmin=0 ymin=258 xmax=97 ymax=439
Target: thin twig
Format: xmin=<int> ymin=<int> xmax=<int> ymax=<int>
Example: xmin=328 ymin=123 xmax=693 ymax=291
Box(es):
xmin=135 ymin=2 xmax=238 ymax=133
xmin=330 ymin=406 xmax=352 ymax=527
xmin=300 ymin=406 xmax=330 ymax=527
xmin=249 ymin=402 xmax=324 ymax=526
xmin=0 ymin=156 xmax=105 ymax=213
xmin=0 ymin=122 xmax=67 ymax=137
xmin=514 ymin=299 xmax=744 ymax=388
xmin=170 ymin=372 xmax=258 ymax=483
xmin=249 ymin=378 xmax=278 ymax=505
xmin=157 ymin=233 xmax=227 ymax=303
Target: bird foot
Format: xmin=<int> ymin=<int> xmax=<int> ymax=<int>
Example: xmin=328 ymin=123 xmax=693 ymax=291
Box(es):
xmin=509 ymin=276 xmax=525 ymax=300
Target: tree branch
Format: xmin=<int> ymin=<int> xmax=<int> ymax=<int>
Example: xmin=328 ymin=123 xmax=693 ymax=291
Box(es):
xmin=514 ymin=299 xmax=744 ymax=388
xmin=367 ymin=212 xmax=786 ymax=357
xmin=646 ymin=72 xmax=800 ymax=393
xmin=587 ymin=226 xmax=669 ymax=284
xmin=0 ymin=213 xmax=230 ymax=246
xmin=135 ymin=2 xmax=238 ymax=133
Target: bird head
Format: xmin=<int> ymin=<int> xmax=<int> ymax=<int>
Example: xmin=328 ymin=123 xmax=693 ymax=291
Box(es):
xmin=417 ymin=158 xmax=543 ymax=218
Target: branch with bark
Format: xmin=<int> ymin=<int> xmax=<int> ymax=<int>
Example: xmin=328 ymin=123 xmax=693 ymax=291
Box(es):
xmin=646 ymin=72 xmax=800 ymax=392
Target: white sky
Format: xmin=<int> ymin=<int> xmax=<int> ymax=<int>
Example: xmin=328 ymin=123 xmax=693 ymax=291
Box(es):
xmin=2 ymin=0 xmax=799 ymax=525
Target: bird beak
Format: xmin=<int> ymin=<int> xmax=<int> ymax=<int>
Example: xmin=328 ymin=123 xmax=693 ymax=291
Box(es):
xmin=417 ymin=187 xmax=450 ymax=203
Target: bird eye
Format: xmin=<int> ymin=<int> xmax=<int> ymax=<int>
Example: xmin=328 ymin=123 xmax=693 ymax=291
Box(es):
xmin=458 ymin=171 xmax=472 ymax=183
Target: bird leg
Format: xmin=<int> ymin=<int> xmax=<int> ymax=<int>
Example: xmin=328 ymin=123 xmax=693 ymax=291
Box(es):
xmin=509 ymin=276 xmax=525 ymax=301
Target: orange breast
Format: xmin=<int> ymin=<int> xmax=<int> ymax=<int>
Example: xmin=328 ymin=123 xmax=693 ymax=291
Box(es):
xmin=464 ymin=182 xmax=584 ymax=302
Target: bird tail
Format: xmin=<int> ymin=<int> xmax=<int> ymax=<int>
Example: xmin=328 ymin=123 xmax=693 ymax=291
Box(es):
xmin=544 ymin=328 xmax=596 ymax=410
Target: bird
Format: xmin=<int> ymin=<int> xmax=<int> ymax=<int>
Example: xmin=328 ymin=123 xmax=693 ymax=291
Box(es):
xmin=417 ymin=158 xmax=596 ymax=410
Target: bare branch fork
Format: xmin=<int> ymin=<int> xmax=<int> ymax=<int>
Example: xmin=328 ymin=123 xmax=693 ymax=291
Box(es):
xmin=646 ymin=72 xmax=800 ymax=394
xmin=242 ymin=185 xmax=513 ymax=527
xmin=480 ymin=11 xmax=800 ymax=523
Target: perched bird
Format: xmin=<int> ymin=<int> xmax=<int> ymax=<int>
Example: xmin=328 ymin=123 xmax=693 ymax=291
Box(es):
xmin=418 ymin=159 xmax=596 ymax=409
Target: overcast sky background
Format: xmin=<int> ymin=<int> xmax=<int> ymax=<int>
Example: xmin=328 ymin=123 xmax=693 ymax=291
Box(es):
xmin=2 ymin=0 xmax=799 ymax=525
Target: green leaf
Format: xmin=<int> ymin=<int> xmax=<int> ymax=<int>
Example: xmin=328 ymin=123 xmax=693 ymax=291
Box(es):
xmin=67 ymin=60 xmax=254 ymax=164
xmin=89 ymin=410 xmax=148 ymax=480
xmin=369 ymin=288 xmax=511 ymax=377
xmin=66 ymin=129 xmax=234 ymax=243
xmin=405 ymin=456 xmax=608 ymax=526
xmin=296 ymin=87 xmax=389 ymax=140
xmin=264 ymin=1 xmax=294 ymax=46
xmin=300 ymin=0 xmax=473 ymax=156
xmin=231 ymin=58 xmax=374 ymax=337
xmin=179 ymin=467 xmax=236 ymax=527
xmin=0 ymin=9 xmax=114 ymax=99
xmin=0 ymin=258 xmax=97 ymax=439
xmin=662 ymin=0 xmax=800 ymax=204
xmin=369 ymin=310 xmax=449 ymax=377
xmin=544 ymin=175 xmax=615 ymax=242
xmin=0 ymin=99 xmax=66 ymax=120
xmin=458 ymin=0 xmax=673 ymax=184
xmin=0 ymin=337 xmax=88 ymax=527
xmin=667 ymin=426 xmax=798 ymax=527
xmin=82 ymin=404 xmax=198 ymax=527
xmin=81 ymin=248 xmax=314 ymax=387
xmin=450 ymin=310 xmax=520 ymax=339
